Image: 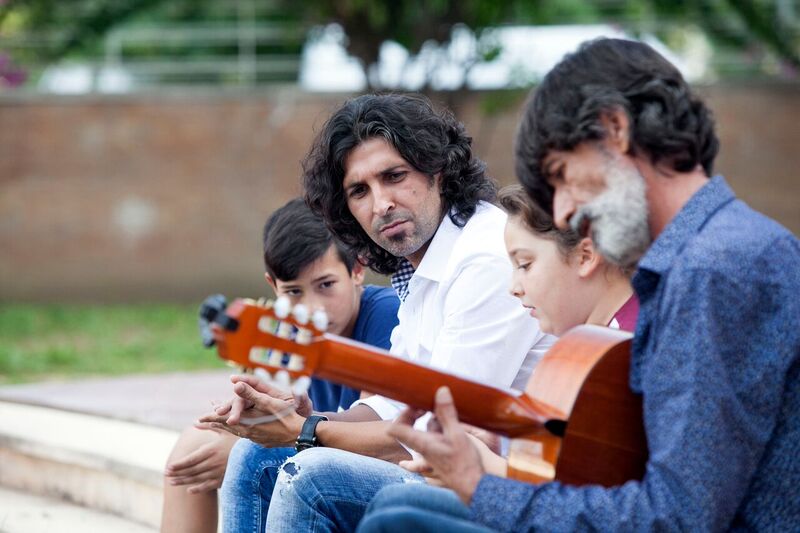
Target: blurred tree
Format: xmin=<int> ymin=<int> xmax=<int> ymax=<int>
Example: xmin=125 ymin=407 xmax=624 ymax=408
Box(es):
xmin=1 ymin=0 xmax=798 ymax=85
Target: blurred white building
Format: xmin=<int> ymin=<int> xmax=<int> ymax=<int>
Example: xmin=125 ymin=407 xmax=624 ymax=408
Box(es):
xmin=300 ymin=23 xmax=705 ymax=92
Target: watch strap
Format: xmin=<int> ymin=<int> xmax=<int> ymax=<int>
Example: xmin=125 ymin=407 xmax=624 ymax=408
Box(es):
xmin=295 ymin=414 xmax=329 ymax=452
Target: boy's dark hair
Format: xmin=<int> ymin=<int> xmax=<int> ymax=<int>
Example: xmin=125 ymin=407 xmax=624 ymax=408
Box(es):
xmin=516 ymin=38 xmax=719 ymax=211
xmin=498 ymin=185 xmax=581 ymax=257
xmin=303 ymin=93 xmax=496 ymax=275
xmin=263 ymin=198 xmax=357 ymax=281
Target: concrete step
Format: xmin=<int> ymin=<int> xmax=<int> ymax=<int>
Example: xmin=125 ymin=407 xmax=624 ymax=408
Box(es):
xmin=0 ymin=401 xmax=179 ymax=529
xmin=0 ymin=485 xmax=156 ymax=533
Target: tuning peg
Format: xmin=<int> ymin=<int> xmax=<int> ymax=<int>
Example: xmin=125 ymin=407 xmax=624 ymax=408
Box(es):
xmin=254 ymin=367 xmax=272 ymax=382
xmin=292 ymin=376 xmax=311 ymax=396
xmin=199 ymin=294 xmax=227 ymax=321
xmin=312 ymin=309 xmax=329 ymax=331
xmin=274 ymin=296 xmax=291 ymax=319
xmin=292 ymin=304 xmax=310 ymax=325
xmin=274 ymin=370 xmax=291 ymax=390
xmin=198 ymin=294 xmax=228 ymax=347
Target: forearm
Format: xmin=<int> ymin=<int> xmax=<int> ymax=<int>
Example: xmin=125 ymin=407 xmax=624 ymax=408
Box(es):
xmin=315 ymin=419 xmax=411 ymax=463
xmin=470 ymin=475 xmax=687 ymax=533
xmin=319 ymin=404 xmax=382 ymax=423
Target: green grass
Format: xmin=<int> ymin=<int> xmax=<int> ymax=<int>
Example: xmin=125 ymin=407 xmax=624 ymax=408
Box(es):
xmin=0 ymin=304 xmax=226 ymax=384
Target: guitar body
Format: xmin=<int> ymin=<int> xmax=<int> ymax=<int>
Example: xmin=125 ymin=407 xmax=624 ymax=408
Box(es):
xmin=509 ymin=325 xmax=648 ymax=486
xmin=207 ymin=298 xmax=647 ymax=487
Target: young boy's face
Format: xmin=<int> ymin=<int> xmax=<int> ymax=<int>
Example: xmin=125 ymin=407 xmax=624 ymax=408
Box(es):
xmin=266 ymin=245 xmax=364 ymax=338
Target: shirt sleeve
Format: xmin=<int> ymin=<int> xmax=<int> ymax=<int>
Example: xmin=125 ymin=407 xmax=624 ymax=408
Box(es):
xmin=470 ymin=244 xmax=798 ymax=532
xmin=350 ymin=258 xmax=551 ymax=421
xmin=349 ymin=394 xmax=406 ymax=421
xmin=430 ymin=256 xmax=551 ymax=390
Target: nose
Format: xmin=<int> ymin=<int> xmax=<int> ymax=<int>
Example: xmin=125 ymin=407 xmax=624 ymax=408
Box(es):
xmin=509 ymin=271 xmax=524 ymax=299
xmin=372 ymin=184 xmax=395 ymax=217
xmin=552 ymin=187 xmax=576 ymax=230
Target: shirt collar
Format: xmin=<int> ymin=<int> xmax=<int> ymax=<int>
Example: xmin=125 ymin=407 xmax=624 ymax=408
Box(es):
xmin=636 ymin=175 xmax=736 ymax=276
xmin=390 ymin=259 xmax=415 ymax=302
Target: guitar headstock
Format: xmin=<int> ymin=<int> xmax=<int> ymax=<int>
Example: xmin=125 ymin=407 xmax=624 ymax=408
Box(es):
xmin=202 ymin=295 xmax=329 ymax=383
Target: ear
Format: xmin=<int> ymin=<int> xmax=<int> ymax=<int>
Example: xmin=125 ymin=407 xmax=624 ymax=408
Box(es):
xmin=264 ymin=272 xmax=278 ymax=291
xmin=598 ymin=107 xmax=632 ymax=155
xmin=350 ymin=262 xmax=365 ymax=286
xmin=575 ymin=237 xmax=603 ymax=278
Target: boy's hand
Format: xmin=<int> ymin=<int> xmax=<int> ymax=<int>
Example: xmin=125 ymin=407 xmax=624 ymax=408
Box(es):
xmin=164 ymin=429 xmax=238 ymax=493
xmin=212 ymin=374 xmax=313 ymax=424
xmin=197 ymin=375 xmax=311 ymax=448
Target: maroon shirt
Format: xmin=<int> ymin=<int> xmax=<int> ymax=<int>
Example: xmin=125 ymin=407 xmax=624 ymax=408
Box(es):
xmin=609 ymin=294 xmax=639 ymax=332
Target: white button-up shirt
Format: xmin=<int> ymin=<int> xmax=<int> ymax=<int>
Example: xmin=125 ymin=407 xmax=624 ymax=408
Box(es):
xmin=354 ymin=202 xmax=555 ymax=422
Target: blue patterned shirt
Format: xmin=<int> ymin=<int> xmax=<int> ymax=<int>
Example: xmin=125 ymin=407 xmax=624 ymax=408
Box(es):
xmin=469 ymin=176 xmax=800 ymax=532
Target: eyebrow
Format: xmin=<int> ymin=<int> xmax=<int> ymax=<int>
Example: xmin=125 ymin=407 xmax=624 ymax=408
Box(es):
xmin=311 ymin=273 xmax=336 ymax=284
xmin=378 ymin=164 xmax=406 ymax=177
xmin=345 ymin=163 xmax=407 ymax=188
xmin=544 ymin=160 xmax=564 ymax=182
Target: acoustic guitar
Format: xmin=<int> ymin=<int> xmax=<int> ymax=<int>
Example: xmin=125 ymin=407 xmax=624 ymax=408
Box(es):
xmin=201 ymin=296 xmax=647 ymax=487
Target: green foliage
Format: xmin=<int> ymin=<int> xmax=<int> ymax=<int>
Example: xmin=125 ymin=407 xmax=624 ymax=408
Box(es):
xmin=1 ymin=0 xmax=798 ymax=85
xmin=0 ymin=304 xmax=224 ymax=384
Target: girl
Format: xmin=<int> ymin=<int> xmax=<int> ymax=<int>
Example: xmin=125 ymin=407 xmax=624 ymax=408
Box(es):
xmin=501 ymin=184 xmax=638 ymax=334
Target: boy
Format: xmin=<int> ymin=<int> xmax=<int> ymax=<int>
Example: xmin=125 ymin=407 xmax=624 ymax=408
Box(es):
xmin=161 ymin=198 xmax=399 ymax=533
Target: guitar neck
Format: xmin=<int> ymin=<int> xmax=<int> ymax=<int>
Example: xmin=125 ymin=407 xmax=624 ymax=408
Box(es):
xmin=312 ymin=334 xmax=563 ymax=438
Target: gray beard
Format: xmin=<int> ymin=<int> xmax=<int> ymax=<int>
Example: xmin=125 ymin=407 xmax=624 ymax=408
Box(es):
xmin=571 ymin=157 xmax=651 ymax=270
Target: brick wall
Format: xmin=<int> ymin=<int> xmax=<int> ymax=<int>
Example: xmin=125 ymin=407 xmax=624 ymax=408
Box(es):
xmin=1 ymin=86 xmax=798 ymax=302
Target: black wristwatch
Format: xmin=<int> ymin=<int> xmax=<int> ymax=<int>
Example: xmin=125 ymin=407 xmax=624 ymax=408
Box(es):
xmin=295 ymin=415 xmax=329 ymax=452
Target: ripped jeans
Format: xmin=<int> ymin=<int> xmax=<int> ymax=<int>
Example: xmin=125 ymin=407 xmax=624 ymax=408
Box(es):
xmin=265 ymin=447 xmax=423 ymax=532
xmin=219 ymin=439 xmax=295 ymax=533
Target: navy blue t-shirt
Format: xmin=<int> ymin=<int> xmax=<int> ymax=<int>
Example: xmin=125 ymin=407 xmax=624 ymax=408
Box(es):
xmin=307 ymin=285 xmax=399 ymax=412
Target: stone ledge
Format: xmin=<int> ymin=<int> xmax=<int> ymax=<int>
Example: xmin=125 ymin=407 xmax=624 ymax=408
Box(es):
xmin=0 ymin=401 xmax=179 ymax=529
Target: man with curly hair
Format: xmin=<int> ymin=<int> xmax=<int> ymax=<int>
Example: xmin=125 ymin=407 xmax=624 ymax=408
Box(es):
xmin=211 ymin=94 xmax=554 ymax=532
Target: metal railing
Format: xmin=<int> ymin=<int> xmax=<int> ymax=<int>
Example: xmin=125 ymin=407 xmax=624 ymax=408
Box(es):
xmin=101 ymin=22 xmax=305 ymax=88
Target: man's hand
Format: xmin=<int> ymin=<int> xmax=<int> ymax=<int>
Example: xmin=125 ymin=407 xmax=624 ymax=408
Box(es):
xmin=164 ymin=429 xmax=238 ymax=493
xmin=399 ymin=432 xmax=508 ymax=484
xmin=196 ymin=374 xmax=311 ymax=448
xmin=388 ymin=386 xmax=485 ymax=504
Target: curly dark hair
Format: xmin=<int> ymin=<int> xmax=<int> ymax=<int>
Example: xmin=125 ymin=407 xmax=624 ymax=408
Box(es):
xmin=303 ymin=93 xmax=496 ymax=275
xmin=515 ymin=38 xmax=720 ymax=212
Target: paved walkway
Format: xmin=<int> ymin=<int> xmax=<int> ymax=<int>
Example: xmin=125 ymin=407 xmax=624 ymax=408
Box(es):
xmin=0 ymin=486 xmax=155 ymax=533
xmin=0 ymin=369 xmax=235 ymax=431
